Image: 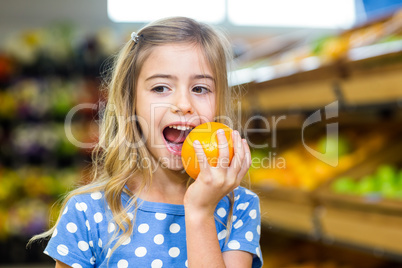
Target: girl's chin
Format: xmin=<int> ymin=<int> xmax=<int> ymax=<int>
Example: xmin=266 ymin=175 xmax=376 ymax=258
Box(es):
xmin=157 ymin=156 xmax=184 ymax=171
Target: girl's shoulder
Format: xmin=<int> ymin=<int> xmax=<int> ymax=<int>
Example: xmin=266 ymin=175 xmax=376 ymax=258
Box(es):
xmin=217 ymin=186 xmax=260 ymax=212
xmin=64 ymin=190 xmax=109 ymax=213
xmin=233 ymin=186 xmax=260 ymax=202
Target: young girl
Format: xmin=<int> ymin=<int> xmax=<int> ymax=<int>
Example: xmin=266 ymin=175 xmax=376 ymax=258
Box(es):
xmin=31 ymin=17 xmax=263 ymax=267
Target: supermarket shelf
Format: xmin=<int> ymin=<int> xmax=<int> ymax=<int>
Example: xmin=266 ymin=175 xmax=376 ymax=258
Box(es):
xmin=259 ymin=187 xmax=317 ymax=236
xmin=256 ymin=140 xmax=402 ymax=262
xmin=318 ymin=205 xmax=402 ymax=259
xmin=239 ymin=30 xmax=402 ymax=114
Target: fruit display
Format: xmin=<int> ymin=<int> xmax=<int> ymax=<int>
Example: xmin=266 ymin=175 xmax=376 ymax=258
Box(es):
xmin=181 ymin=122 xmax=234 ymax=179
xmin=249 ymin=129 xmax=388 ymax=191
xmin=0 ymin=166 xmax=81 ymax=239
xmin=234 ymin=8 xmax=402 ymax=85
xmin=331 ymin=164 xmax=402 ymax=200
xmin=0 ymin=23 xmax=118 ymax=242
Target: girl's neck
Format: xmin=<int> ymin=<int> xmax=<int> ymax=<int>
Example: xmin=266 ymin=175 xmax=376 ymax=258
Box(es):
xmin=127 ymin=166 xmax=190 ymax=205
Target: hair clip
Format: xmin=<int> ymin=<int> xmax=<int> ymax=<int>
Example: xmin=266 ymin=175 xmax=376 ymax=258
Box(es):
xmin=131 ymin=32 xmax=139 ymax=43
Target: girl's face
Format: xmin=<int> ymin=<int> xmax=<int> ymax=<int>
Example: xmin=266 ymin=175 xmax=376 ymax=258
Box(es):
xmin=135 ymin=43 xmax=216 ymax=170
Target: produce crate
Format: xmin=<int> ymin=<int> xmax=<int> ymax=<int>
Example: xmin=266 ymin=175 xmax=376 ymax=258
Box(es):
xmin=341 ymin=48 xmax=402 ymax=106
xmin=252 ymin=123 xmax=402 ymax=237
xmin=256 ymin=186 xmax=317 ymax=236
xmin=315 ymin=140 xmax=402 ymax=255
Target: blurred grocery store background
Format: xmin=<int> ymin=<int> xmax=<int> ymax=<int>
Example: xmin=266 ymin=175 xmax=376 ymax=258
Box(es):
xmin=1 ymin=0 xmax=402 ymax=267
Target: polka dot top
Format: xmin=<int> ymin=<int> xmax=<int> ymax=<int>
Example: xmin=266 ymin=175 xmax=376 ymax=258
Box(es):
xmin=44 ymin=186 xmax=263 ymax=267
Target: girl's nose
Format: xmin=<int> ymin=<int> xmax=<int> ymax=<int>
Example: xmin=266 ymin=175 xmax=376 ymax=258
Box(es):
xmin=171 ymin=90 xmax=194 ymax=115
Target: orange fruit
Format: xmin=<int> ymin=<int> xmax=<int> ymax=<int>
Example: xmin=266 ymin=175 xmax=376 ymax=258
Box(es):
xmin=181 ymin=122 xmax=234 ymax=179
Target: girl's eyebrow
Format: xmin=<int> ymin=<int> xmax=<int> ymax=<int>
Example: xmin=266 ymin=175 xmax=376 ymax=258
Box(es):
xmin=145 ymin=74 xmax=174 ymax=81
xmin=145 ymin=74 xmax=215 ymax=82
xmin=193 ymin=74 xmax=215 ymax=82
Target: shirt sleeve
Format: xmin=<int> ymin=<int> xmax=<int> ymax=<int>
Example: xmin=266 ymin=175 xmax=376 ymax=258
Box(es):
xmin=44 ymin=196 xmax=96 ymax=268
xmin=222 ymin=189 xmax=263 ymax=268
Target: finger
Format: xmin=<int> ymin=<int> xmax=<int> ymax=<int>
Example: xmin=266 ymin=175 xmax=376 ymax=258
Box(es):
xmin=236 ymin=139 xmax=252 ymax=183
xmin=193 ymin=140 xmax=209 ymax=173
xmin=230 ymin=131 xmax=245 ymax=171
xmin=216 ymin=129 xmax=230 ymax=168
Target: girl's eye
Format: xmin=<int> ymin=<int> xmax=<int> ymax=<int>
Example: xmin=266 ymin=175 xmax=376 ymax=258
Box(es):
xmin=151 ymin=86 xmax=169 ymax=93
xmin=192 ymin=86 xmax=210 ymax=94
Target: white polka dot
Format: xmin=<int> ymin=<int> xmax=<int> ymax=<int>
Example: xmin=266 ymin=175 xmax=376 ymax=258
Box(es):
xmin=57 ymin=244 xmax=69 ymax=256
xmin=135 ymin=247 xmax=147 ymax=257
xmin=151 ymin=259 xmax=163 ymax=268
xmin=138 ymin=223 xmax=149 ymax=233
xmin=155 ymin=213 xmax=167 ymax=220
xmin=66 ymin=222 xmax=77 ymax=233
xmin=106 ymin=248 xmax=111 ymax=258
xmin=71 ymin=264 xmax=82 ymax=268
xmin=108 ymin=222 xmax=116 ymax=233
xmin=78 ymin=241 xmax=89 ymax=251
xmin=94 ymin=212 xmax=103 ymax=223
xmin=75 ymin=202 xmax=87 ymax=212
xmin=245 ymin=189 xmax=255 ymax=196
xmin=185 ymin=260 xmax=188 ymax=267
xmin=154 ymin=234 xmax=164 ymax=245
xmin=169 ymin=247 xmax=180 ymax=258
xmin=234 ymin=220 xmax=243 ymax=229
xmin=117 ymin=259 xmax=128 ymax=268
xmin=245 ymin=231 xmax=253 ymax=241
xmin=256 ymin=247 xmax=261 ymax=258
xmin=234 ymin=195 xmax=240 ymax=201
xmin=89 ymin=241 xmax=93 ymax=247
xmin=44 ymin=250 xmax=49 ymax=255
xmin=122 ymin=237 xmax=131 ymax=245
xmin=249 ymin=209 xmax=257 ymax=219
xmin=98 ymin=238 xmax=103 ymax=248
xmin=232 ymin=215 xmax=237 ymax=222
xmin=63 ymin=206 xmax=68 ymax=215
xmin=237 ymin=202 xmax=249 ymax=210
xmin=257 ymin=225 xmax=261 ymax=235
xmin=91 ymin=192 xmax=102 ymax=200
xmin=85 ymin=220 xmax=90 ymax=231
xmin=228 ymin=240 xmax=240 ymax=250
xmin=169 ymin=223 xmax=180 ymax=233
xmin=90 ymin=257 xmax=96 ymax=265
xmin=217 ymin=208 xmax=226 ymax=218
xmin=217 ymin=229 xmax=227 ymax=240
xmin=52 ymin=228 xmax=58 ymax=237
xmin=127 ymin=213 xmax=134 ymax=221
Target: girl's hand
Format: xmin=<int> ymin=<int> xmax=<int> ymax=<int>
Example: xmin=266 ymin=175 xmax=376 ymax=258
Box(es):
xmin=183 ymin=129 xmax=251 ymax=215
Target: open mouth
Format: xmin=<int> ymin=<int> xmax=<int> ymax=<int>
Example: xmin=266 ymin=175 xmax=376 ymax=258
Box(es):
xmin=162 ymin=124 xmax=194 ymax=156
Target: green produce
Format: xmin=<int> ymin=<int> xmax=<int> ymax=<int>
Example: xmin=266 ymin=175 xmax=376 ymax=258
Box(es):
xmin=318 ymin=135 xmax=351 ymax=160
xmin=376 ymin=164 xmax=397 ymax=185
xmin=331 ymin=164 xmax=402 ymax=199
xmin=331 ymin=176 xmax=356 ymax=194
xmin=356 ymin=175 xmax=377 ymax=195
xmin=331 ymin=164 xmax=402 ymax=200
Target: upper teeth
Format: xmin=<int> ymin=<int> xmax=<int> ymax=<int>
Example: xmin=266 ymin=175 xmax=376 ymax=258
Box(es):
xmin=169 ymin=125 xmax=193 ymax=131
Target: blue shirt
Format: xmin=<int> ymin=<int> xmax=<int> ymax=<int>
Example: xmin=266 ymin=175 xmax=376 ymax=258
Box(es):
xmin=44 ymin=186 xmax=263 ymax=267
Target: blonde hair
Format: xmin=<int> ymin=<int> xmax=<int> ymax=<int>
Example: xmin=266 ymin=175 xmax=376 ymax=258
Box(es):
xmin=29 ymin=16 xmax=239 ymax=258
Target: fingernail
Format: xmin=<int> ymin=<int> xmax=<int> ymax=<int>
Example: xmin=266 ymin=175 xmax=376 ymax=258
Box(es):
xmin=217 ymin=129 xmax=224 ymax=134
xmin=194 ymin=140 xmax=200 ymax=145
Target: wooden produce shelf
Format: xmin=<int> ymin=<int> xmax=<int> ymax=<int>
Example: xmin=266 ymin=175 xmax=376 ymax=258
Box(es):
xmin=242 ymin=64 xmax=340 ymax=114
xmin=318 ymin=206 xmax=402 ymax=255
xmin=340 ymin=48 xmax=402 ymax=106
xmin=256 ymin=186 xmax=317 ymax=236
xmin=242 ymin=42 xmax=402 ymax=114
xmin=315 ymin=140 xmax=402 ymax=256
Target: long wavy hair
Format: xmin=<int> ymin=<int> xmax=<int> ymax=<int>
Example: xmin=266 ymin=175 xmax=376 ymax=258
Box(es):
xmin=29 ymin=16 xmax=239 ymax=258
